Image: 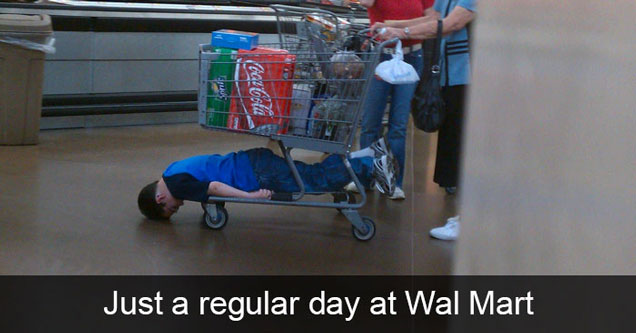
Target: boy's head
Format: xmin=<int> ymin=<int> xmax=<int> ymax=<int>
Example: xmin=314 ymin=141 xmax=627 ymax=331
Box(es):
xmin=137 ymin=179 xmax=184 ymax=220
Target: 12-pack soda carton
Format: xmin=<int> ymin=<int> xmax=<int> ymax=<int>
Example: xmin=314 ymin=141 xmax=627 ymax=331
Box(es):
xmin=205 ymin=47 xmax=237 ymax=127
xmin=227 ymin=47 xmax=296 ymax=135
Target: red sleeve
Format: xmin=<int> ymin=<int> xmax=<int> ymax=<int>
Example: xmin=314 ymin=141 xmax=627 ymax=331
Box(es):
xmin=421 ymin=0 xmax=435 ymax=10
xmin=367 ymin=0 xmax=427 ymax=47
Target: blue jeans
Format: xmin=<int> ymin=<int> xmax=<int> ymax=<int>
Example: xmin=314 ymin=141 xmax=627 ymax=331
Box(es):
xmin=360 ymin=48 xmax=424 ymax=187
xmin=246 ymin=148 xmax=373 ymax=193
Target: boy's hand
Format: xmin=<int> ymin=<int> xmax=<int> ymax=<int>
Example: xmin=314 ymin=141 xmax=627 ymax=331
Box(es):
xmin=249 ymin=189 xmax=272 ymax=200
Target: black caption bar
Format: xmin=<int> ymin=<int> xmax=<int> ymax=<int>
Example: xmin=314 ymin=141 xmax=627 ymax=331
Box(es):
xmin=0 ymin=276 xmax=634 ymax=332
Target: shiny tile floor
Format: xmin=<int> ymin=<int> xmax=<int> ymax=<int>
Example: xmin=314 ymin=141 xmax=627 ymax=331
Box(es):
xmin=0 ymin=123 xmax=456 ymax=274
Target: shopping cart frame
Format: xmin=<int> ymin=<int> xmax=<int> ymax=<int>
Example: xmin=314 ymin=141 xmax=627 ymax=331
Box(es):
xmin=198 ymin=7 xmax=398 ymax=241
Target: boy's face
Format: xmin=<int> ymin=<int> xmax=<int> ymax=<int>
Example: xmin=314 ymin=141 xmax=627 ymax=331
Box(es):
xmin=156 ymin=191 xmax=184 ymax=218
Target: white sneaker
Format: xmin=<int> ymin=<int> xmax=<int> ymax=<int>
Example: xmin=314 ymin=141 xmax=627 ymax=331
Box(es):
xmin=429 ymin=215 xmax=460 ymax=241
xmin=389 ymin=186 xmax=405 ymax=200
xmin=373 ymin=155 xmax=396 ymax=196
xmin=344 ymin=181 xmax=361 ymax=193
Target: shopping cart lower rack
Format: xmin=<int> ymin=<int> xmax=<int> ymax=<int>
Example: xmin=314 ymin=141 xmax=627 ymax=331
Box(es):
xmin=197 ymin=7 xmax=397 ymax=241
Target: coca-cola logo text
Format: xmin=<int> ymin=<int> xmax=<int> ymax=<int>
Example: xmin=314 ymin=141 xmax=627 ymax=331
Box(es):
xmin=240 ymin=59 xmax=273 ymax=117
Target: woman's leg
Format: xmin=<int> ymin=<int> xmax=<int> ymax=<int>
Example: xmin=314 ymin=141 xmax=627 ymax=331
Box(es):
xmin=386 ymin=49 xmax=424 ymax=187
xmin=433 ymin=85 xmax=466 ymax=188
xmin=360 ymin=54 xmax=392 ymax=150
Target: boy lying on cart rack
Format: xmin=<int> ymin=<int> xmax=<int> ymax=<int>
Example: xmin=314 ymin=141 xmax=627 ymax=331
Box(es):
xmin=137 ymin=138 xmax=397 ymax=220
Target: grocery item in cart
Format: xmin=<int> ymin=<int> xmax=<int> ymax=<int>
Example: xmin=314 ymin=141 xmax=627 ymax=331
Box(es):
xmin=211 ymin=29 xmax=259 ymax=50
xmin=206 ymin=47 xmax=237 ymax=127
xmin=305 ymin=0 xmax=351 ymax=7
xmin=305 ymin=14 xmax=350 ymax=43
xmin=309 ymin=95 xmax=351 ymax=142
xmin=227 ymin=47 xmax=296 ymax=135
xmin=289 ymin=86 xmax=312 ymax=135
xmin=329 ymin=51 xmax=364 ymax=79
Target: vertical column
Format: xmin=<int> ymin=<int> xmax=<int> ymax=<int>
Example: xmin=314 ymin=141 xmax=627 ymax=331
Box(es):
xmin=454 ymin=1 xmax=636 ymax=274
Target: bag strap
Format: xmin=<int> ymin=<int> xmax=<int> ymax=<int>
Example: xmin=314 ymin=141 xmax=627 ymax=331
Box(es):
xmin=430 ymin=19 xmax=443 ymax=75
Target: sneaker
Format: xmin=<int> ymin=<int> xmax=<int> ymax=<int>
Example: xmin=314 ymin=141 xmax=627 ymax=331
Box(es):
xmin=373 ymin=155 xmax=396 ymax=196
xmin=370 ymin=137 xmax=389 ymax=158
xmin=429 ymin=215 xmax=460 ymax=241
xmin=389 ymin=186 xmax=405 ymax=200
xmin=344 ymin=181 xmax=361 ymax=193
xmin=371 ymin=136 xmax=401 ymax=178
xmin=344 ymin=180 xmax=376 ymax=193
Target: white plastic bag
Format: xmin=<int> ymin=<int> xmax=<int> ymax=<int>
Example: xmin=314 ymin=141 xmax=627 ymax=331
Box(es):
xmin=374 ymin=40 xmax=419 ymax=84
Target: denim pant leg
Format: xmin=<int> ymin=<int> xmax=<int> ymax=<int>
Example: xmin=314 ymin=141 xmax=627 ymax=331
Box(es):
xmin=292 ymin=155 xmax=374 ymax=192
xmin=248 ymin=148 xmax=298 ymax=192
xmin=386 ymin=49 xmax=424 ymax=186
xmin=248 ymin=149 xmax=373 ymax=193
xmin=360 ymin=53 xmax=392 ymax=150
xmin=348 ymin=157 xmax=374 ymax=188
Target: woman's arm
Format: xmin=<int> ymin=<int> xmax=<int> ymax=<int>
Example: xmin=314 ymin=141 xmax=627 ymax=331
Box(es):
xmin=440 ymin=5 xmax=475 ymax=36
xmin=359 ymin=0 xmax=375 ymax=8
xmin=208 ymin=181 xmax=272 ymax=199
xmin=371 ymin=10 xmax=440 ymax=32
xmin=379 ymin=6 xmax=474 ymax=40
xmin=424 ymin=6 xmax=436 ymax=17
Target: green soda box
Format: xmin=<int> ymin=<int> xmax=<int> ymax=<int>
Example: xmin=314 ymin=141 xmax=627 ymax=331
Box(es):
xmin=206 ymin=47 xmax=237 ymax=127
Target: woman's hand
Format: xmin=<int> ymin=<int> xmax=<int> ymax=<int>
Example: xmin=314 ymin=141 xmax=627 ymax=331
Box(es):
xmin=249 ymin=189 xmax=272 ymax=200
xmin=377 ymin=27 xmax=407 ymax=40
xmin=370 ymin=22 xmax=387 ymax=34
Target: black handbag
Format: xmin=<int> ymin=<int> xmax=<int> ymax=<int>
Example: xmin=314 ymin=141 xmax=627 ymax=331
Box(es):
xmin=411 ymin=19 xmax=445 ymax=133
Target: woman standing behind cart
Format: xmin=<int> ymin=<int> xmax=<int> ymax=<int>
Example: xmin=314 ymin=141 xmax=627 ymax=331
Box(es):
xmin=375 ymin=0 xmax=476 ymax=240
xmin=355 ymin=0 xmax=434 ymax=200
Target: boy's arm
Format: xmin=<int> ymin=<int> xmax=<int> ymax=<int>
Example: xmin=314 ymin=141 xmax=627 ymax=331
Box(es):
xmin=208 ymin=181 xmax=272 ymax=199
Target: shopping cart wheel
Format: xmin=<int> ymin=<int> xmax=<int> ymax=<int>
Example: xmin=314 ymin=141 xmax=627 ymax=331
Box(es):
xmin=352 ymin=217 xmax=376 ymax=241
xmin=201 ymin=203 xmax=228 ymax=230
xmin=333 ymin=192 xmax=356 ymax=213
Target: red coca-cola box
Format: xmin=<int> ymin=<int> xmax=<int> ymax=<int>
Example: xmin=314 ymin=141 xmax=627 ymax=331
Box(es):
xmin=227 ymin=47 xmax=296 ymax=135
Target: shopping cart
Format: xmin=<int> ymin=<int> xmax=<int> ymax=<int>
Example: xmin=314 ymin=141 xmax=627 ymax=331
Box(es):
xmin=197 ymin=6 xmax=397 ymax=241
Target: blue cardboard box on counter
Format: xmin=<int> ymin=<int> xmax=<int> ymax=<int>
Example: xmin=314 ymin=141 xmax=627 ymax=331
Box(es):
xmin=211 ymin=30 xmax=259 ymax=50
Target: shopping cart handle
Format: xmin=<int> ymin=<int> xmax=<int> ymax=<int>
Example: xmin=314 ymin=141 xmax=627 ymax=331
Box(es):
xmin=271 ymin=192 xmax=294 ymax=201
xmin=362 ymin=27 xmax=400 ymax=48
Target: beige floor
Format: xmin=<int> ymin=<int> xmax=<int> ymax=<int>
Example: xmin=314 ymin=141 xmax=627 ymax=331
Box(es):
xmin=0 ymin=123 xmax=456 ymax=274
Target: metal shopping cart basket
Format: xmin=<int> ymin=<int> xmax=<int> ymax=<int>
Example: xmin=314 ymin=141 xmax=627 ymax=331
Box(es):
xmin=197 ymin=6 xmax=396 ymax=241
xmin=270 ymin=4 xmax=365 ymax=73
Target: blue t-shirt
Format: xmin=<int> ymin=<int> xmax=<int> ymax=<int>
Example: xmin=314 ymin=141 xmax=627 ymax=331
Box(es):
xmin=433 ymin=0 xmax=477 ymax=86
xmin=162 ymin=150 xmax=259 ymax=202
